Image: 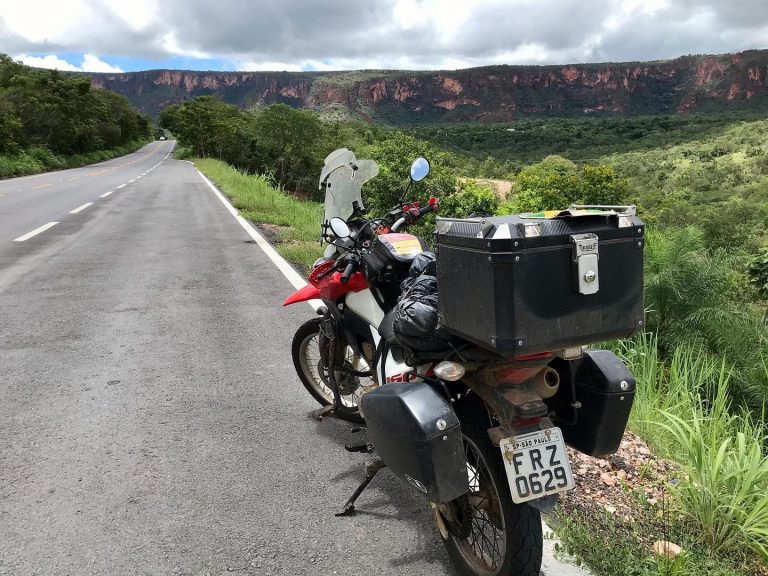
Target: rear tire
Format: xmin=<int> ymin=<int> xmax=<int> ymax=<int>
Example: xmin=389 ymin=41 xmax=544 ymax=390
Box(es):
xmin=440 ymin=398 xmax=543 ymax=576
xmin=291 ymin=318 xmax=363 ymax=422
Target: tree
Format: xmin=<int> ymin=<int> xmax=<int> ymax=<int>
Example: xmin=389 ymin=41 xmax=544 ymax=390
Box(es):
xmin=503 ymin=155 xmax=629 ymax=213
xmin=250 ymin=104 xmax=334 ymax=195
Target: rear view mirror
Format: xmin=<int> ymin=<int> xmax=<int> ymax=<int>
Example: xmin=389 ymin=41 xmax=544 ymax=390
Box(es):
xmin=410 ymin=157 xmax=430 ymax=182
xmin=329 ymin=217 xmax=351 ymax=238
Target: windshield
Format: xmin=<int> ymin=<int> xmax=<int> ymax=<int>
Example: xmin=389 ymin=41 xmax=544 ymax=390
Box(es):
xmin=320 ymin=148 xmax=378 ymax=241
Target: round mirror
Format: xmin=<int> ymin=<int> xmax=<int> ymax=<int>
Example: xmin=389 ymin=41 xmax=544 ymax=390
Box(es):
xmin=329 ymin=217 xmax=351 ymax=238
xmin=410 ymin=157 xmax=430 ymax=182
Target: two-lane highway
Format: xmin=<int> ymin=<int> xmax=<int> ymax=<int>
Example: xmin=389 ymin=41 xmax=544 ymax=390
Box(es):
xmin=0 ymin=141 xmax=174 ymax=245
xmin=0 ymin=147 xmax=588 ymax=575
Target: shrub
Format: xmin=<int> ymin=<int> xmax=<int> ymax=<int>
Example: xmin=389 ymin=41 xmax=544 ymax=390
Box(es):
xmin=747 ymin=248 xmax=768 ymax=300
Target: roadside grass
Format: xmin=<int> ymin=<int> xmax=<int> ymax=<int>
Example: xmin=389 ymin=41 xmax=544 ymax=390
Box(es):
xmin=557 ymin=505 xmax=748 ymax=576
xmin=0 ymin=139 xmax=151 ymax=178
xmin=193 ymin=158 xmax=323 ymax=270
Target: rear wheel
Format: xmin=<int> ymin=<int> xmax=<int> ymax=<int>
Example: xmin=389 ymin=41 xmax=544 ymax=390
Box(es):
xmin=291 ymin=318 xmax=373 ymax=422
xmin=439 ymin=399 xmax=543 ymax=576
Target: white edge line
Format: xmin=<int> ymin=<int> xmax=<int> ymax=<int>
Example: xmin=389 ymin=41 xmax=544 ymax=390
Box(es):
xmin=129 ymin=179 xmax=136 ymax=183
xmin=116 ymin=184 xmax=126 ymax=189
xmin=100 ymin=191 xmax=113 ymax=198
xmin=70 ymin=202 xmax=94 ymax=214
xmin=13 ymin=221 xmax=58 ymax=242
xmin=196 ymin=169 xmax=322 ymax=312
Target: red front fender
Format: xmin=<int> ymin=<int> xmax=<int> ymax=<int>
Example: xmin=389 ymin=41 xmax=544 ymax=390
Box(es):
xmin=283 ymin=284 xmax=321 ymax=306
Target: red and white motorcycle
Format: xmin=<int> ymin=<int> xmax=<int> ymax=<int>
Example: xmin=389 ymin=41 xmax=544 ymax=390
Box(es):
xmin=284 ymin=149 xmax=638 ymax=576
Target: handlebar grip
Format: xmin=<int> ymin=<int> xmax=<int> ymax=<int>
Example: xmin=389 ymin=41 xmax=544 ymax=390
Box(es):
xmin=418 ymin=203 xmax=435 ymax=216
xmin=390 ymin=217 xmax=407 ymax=232
xmin=340 ymin=260 xmax=356 ymax=284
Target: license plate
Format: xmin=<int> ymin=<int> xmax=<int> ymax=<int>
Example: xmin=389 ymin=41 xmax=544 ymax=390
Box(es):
xmin=499 ymin=427 xmax=575 ymax=504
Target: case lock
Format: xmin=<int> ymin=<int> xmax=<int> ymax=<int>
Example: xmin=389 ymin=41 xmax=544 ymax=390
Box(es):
xmin=570 ymin=233 xmax=600 ymax=295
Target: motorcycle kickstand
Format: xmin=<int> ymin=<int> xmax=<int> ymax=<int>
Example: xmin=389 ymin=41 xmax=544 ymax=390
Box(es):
xmin=312 ymin=405 xmax=336 ymax=421
xmin=335 ymin=456 xmax=386 ymax=517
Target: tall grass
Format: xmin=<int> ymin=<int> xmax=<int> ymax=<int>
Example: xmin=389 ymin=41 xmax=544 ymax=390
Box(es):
xmin=194 ymin=158 xmax=323 ymax=270
xmin=619 ymin=335 xmax=768 ymax=561
xmin=642 ymin=227 xmax=768 ymax=410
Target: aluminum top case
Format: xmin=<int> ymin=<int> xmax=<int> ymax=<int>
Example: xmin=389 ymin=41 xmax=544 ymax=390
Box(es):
xmin=435 ymin=206 xmax=644 ymax=357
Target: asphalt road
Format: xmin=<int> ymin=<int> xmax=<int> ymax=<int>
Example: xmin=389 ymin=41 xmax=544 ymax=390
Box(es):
xmin=0 ymin=144 xmax=588 ymax=576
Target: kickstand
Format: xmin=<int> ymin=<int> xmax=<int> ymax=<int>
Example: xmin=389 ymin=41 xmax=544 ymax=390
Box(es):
xmin=335 ymin=457 xmax=386 ymax=517
xmin=312 ymin=405 xmax=336 ymax=421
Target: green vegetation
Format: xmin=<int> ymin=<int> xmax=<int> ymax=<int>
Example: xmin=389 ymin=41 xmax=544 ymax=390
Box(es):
xmin=411 ymin=113 xmax=764 ymax=166
xmin=497 ymin=155 xmax=628 ymax=214
xmin=0 ymin=54 xmax=152 ymax=177
xmin=159 ymin=98 xmax=344 ymax=198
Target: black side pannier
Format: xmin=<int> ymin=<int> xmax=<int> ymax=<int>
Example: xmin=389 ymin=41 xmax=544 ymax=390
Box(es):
xmin=547 ymin=349 xmax=636 ymax=457
xmin=435 ymin=207 xmax=644 ymax=357
xmin=362 ymin=382 xmax=468 ymax=502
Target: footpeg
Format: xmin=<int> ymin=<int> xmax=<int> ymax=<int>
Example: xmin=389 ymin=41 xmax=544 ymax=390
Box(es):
xmin=344 ymin=428 xmax=373 ymax=453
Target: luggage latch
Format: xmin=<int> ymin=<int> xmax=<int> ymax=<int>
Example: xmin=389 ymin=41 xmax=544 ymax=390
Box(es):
xmin=570 ymin=233 xmax=599 ymax=295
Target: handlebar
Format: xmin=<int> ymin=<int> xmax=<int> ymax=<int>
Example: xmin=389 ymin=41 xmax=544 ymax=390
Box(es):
xmin=340 ymin=259 xmax=357 ymax=284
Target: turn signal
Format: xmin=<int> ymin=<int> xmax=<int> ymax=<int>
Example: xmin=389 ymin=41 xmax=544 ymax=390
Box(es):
xmin=434 ymin=361 xmax=466 ymax=382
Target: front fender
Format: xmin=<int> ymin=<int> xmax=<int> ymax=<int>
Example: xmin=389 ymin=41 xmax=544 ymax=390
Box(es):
xmin=283 ymin=284 xmax=321 ymax=306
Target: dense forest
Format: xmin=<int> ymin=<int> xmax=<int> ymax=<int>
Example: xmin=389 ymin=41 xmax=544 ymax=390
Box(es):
xmin=0 ymin=54 xmax=152 ymax=177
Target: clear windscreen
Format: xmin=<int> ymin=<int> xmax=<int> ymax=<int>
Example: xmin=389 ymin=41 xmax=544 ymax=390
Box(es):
xmin=320 ymin=149 xmax=378 ymax=240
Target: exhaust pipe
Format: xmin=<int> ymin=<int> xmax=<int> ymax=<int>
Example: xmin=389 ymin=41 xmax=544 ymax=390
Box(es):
xmin=532 ymin=367 xmax=560 ymax=399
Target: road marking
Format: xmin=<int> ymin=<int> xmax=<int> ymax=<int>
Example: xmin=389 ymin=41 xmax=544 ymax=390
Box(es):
xmin=117 ymin=184 xmax=126 ymax=189
xmin=197 ymin=170 xmax=322 ymax=311
xmin=13 ymin=222 xmax=58 ymax=242
xmin=70 ymin=202 xmax=94 ymax=214
xmin=135 ymin=175 xmax=142 ymax=180
xmin=68 ymin=177 xmax=81 ymax=181
xmin=129 ymin=179 xmax=136 ymax=183
xmin=32 ymin=183 xmax=53 ymax=189
xmin=100 ymin=191 xmax=113 ymax=198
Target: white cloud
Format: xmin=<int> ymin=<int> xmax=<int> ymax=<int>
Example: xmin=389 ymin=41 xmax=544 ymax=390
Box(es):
xmin=13 ymin=54 xmax=81 ymax=71
xmin=162 ymin=31 xmax=210 ymax=59
xmin=3 ymin=0 xmax=768 ymax=72
xmin=81 ymin=54 xmax=124 ymax=73
xmin=13 ymin=53 xmax=124 ymax=73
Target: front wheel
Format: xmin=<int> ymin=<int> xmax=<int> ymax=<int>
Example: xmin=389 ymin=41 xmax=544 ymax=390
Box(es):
xmin=439 ymin=399 xmax=543 ymax=576
xmin=291 ymin=318 xmax=370 ymax=422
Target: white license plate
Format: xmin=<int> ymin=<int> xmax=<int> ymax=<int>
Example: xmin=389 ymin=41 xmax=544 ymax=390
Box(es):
xmin=499 ymin=427 xmax=575 ymax=504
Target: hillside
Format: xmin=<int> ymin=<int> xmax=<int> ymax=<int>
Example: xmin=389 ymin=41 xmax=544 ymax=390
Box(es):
xmin=89 ymin=50 xmax=768 ymax=123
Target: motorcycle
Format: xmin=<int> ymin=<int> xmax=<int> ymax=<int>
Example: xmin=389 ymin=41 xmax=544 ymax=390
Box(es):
xmin=284 ymin=148 xmax=641 ymax=576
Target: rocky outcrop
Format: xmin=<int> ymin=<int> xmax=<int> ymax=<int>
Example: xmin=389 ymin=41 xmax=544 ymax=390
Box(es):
xmin=87 ymin=49 xmax=768 ymax=124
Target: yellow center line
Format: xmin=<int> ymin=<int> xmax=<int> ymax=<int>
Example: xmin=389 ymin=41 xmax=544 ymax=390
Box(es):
xmin=84 ymin=143 xmax=163 ymax=177
xmin=32 ymin=183 xmax=53 ymax=189
xmin=68 ymin=176 xmax=81 ymax=181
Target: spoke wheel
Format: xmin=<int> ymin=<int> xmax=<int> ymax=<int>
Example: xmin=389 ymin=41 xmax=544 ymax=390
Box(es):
xmin=291 ymin=318 xmax=374 ymax=422
xmin=440 ymin=398 xmax=542 ymax=576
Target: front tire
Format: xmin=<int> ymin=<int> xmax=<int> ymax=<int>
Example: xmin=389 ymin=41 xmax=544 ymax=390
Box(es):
xmin=291 ymin=318 xmax=364 ymax=422
xmin=440 ymin=399 xmax=543 ymax=576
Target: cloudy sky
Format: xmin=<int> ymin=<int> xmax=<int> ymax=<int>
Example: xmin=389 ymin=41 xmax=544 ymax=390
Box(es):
xmin=2 ymin=0 xmax=767 ymax=73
